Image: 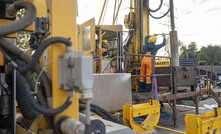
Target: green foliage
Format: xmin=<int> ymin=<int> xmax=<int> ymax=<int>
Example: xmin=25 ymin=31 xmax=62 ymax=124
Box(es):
xmin=15 ymin=9 xmax=33 ymax=55
xmin=179 ymin=42 xmax=221 ymax=64
xmin=16 ymin=31 xmax=32 ymax=55
xmin=179 ymin=42 xmax=197 ymax=59
xmin=197 ymin=45 xmax=221 ymax=64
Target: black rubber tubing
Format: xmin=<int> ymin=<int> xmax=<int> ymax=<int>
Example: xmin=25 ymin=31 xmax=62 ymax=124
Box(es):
xmin=146 ymin=0 xmax=163 ymax=12
xmin=0 ymin=46 xmax=48 ymax=108
xmin=0 ymin=38 xmax=52 ymax=98
xmin=80 ymin=102 xmax=124 ymax=125
xmin=125 ymin=30 xmax=133 ymax=51
xmin=16 ymin=74 xmax=39 ymax=119
xmin=18 ymin=74 xmax=72 ymax=116
xmin=0 ymin=1 xmax=36 ymax=36
xmin=18 ymin=37 xmax=72 ymax=73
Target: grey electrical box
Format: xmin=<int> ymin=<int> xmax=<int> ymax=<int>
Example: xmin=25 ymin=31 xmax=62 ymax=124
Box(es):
xmin=58 ymin=52 xmax=93 ymax=90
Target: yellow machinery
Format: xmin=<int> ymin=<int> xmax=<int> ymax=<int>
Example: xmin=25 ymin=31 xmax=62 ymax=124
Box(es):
xmin=0 ymin=0 xmax=97 ymax=133
xmin=0 ymin=0 xmax=220 ymax=134
xmin=185 ymin=108 xmax=221 ymax=134
xmin=123 ymin=100 xmax=160 ymax=133
xmin=124 ymin=0 xmax=149 ymax=74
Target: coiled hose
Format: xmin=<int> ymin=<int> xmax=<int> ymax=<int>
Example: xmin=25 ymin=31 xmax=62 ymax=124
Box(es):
xmin=18 ymin=74 xmax=72 ymax=116
xmin=0 ymin=1 xmax=36 ymax=36
xmin=16 ymin=74 xmax=39 ymax=119
xmin=18 ymin=37 xmax=72 ymax=73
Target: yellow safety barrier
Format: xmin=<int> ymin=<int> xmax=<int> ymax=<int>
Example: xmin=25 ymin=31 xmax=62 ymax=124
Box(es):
xmin=185 ymin=108 xmax=221 ymax=134
xmin=123 ymin=100 xmax=160 ymax=133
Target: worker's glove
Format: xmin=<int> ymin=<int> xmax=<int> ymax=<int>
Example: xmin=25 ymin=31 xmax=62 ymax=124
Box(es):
xmin=162 ymin=33 xmax=166 ymax=38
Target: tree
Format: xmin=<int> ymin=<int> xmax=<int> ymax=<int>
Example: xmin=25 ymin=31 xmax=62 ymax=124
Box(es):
xmin=179 ymin=42 xmax=197 ymax=59
xmin=197 ymin=45 xmax=221 ymax=64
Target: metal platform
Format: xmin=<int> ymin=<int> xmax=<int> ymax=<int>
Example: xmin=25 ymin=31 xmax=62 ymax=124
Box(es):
xmin=132 ymin=89 xmax=211 ymax=125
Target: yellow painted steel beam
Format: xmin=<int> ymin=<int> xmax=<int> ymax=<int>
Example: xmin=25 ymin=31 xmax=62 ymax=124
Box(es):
xmin=34 ymin=0 xmax=48 ymax=17
xmin=112 ymin=0 xmax=122 ymax=25
xmin=98 ymin=0 xmax=107 ymax=25
xmin=155 ymin=126 xmax=186 ymax=134
xmin=47 ymin=0 xmax=79 ymax=123
xmin=142 ymin=0 xmax=149 ymax=38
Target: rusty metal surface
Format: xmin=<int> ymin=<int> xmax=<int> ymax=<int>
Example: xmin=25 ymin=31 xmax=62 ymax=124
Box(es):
xmin=209 ymin=62 xmax=221 ymax=107
xmin=174 ymin=66 xmax=196 ymax=86
xmin=132 ymin=89 xmax=209 ymax=126
xmin=132 ymin=89 xmax=209 ymax=102
xmin=155 ymin=67 xmax=171 ymax=87
xmin=155 ymin=66 xmax=197 ymax=87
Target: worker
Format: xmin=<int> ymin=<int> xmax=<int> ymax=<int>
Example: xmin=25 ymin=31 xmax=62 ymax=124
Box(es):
xmin=101 ymin=39 xmax=109 ymax=58
xmin=96 ymin=39 xmax=109 ymax=72
xmin=139 ymin=33 xmax=166 ymax=92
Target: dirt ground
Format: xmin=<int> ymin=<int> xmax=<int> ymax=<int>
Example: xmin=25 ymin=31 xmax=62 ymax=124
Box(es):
xmin=155 ymin=98 xmax=217 ymax=134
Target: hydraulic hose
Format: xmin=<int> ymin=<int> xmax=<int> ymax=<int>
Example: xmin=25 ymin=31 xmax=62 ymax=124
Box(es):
xmin=124 ymin=30 xmax=133 ymax=52
xmin=146 ymin=0 xmax=163 ymax=12
xmin=148 ymin=7 xmax=170 ymax=19
xmin=0 ymin=1 xmax=36 ymax=36
xmin=0 ymin=46 xmax=48 ymax=108
xmin=16 ymin=74 xmax=39 ymax=120
xmin=146 ymin=0 xmax=170 ymax=19
xmin=0 ymin=47 xmax=53 ymax=127
xmin=80 ymin=102 xmax=124 ymax=125
xmin=18 ymin=74 xmax=72 ymax=116
xmin=0 ymin=38 xmax=52 ymax=98
xmin=18 ymin=37 xmax=72 ymax=73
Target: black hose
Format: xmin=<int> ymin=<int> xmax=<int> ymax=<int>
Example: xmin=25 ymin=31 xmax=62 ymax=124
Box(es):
xmin=146 ymin=0 xmax=171 ymax=19
xmin=18 ymin=37 xmax=72 ymax=73
xmin=91 ymin=103 xmax=123 ymax=124
xmin=0 ymin=38 xmax=52 ymax=98
xmin=148 ymin=7 xmax=170 ymax=19
xmin=80 ymin=102 xmax=124 ymax=125
xmin=0 ymin=47 xmax=49 ymax=108
xmin=18 ymin=74 xmax=72 ymax=116
xmin=125 ymin=30 xmax=133 ymax=52
xmin=0 ymin=118 xmax=11 ymax=128
xmin=16 ymin=74 xmax=39 ymax=120
xmin=0 ymin=1 xmax=36 ymax=36
xmin=146 ymin=0 xmax=163 ymax=12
